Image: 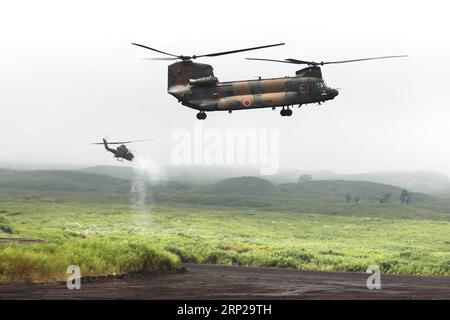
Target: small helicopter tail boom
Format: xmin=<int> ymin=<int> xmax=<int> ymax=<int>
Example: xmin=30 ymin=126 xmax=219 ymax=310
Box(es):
xmin=101 ymin=139 xmax=115 ymax=153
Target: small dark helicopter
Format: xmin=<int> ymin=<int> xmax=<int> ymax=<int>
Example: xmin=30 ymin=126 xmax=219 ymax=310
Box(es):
xmin=132 ymin=42 xmax=406 ymax=119
xmin=92 ymin=138 xmax=151 ymax=162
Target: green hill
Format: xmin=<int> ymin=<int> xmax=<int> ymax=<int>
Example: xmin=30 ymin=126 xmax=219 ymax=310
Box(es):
xmin=339 ymin=171 xmax=450 ymax=194
xmin=81 ymin=165 xmax=135 ymax=180
xmin=0 ymin=168 xmax=434 ymax=204
xmin=81 ymin=165 xmax=450 ymax=193
xmin=200 ymin=176 xmax=280 ymax=195
xmin=0 ymin=169 xmax=129 ymax=193
xmin=279 ymin=180 xmax=433 ymax=204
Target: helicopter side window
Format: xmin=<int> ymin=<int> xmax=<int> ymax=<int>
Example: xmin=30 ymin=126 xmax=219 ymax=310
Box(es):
xmin=299 ymin=84 xmax=309 ymax=94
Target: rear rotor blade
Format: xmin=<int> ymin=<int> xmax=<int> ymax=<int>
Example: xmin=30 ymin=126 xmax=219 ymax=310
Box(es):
xmin=195 ymin=43 xmax=285 ymax=58
xmin=131 ymin=43 xmax=180 ymax=58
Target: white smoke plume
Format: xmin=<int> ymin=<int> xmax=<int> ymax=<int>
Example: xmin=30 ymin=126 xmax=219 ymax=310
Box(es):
xmin=130 ymin=157 xmax=166 ymax=208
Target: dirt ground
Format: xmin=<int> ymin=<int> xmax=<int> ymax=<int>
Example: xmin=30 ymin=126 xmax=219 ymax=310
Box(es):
xmin=0 ymin=237 xmax=43 ymax=244
xmin=0 ymin=263 xmax=449 ymax=300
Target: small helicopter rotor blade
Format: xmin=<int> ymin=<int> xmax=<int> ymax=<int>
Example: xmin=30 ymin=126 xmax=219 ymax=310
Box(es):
xmin=106 ymin=139 xmax=154 ymax=145
xmin=246 ymin=57 xmax=296 ymax=64
xmin=195 ymin=43 xmax=285 ymax=59
xmin=131 ymin=43 xmax=180 ymax=58
xmin=321 ymin=55 xmax=408 ymax=65
xmin=105 ymin=142 xmax=131 ymax=145
xmin=126 ymin=139 xmax=154 ymax=143
xmin=92 ymin=136 xmax=110 ymax=145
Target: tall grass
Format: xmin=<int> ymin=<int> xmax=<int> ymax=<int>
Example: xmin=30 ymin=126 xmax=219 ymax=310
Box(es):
xmin=0 ymin=237 xmax=179 ymax=283
xmin=1 ymin=198 xmax=450 ymax=283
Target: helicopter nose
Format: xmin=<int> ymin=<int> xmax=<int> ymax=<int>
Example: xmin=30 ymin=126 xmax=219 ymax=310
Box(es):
xmin=328 ymin=88 xmax=339 ymax=99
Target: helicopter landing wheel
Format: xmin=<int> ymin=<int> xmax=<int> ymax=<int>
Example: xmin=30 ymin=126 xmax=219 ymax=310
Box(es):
xmin=280 ymin=108 xmax=292 ymax=117
xmin=196 ymin=111 xmax=207 ymax=120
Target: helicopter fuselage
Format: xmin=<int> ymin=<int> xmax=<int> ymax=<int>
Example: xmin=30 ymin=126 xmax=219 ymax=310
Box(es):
xmin=167 ymin=62 xmax=338 ymax=112
xmin=113 ymin=150 xmax=134 ymax=162
xmin=102 ymin=139 xmax=134 ymax=161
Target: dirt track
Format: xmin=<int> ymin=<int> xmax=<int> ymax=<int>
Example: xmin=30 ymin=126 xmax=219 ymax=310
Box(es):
xmin=1 ymin=263 xmax=449 ymax=299
xmin=0 ymin=238 xmax=43 ymax=244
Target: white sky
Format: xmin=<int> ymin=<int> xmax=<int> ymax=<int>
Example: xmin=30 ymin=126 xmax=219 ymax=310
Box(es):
xmin=1 ymin=0 xmax=450 ymax=174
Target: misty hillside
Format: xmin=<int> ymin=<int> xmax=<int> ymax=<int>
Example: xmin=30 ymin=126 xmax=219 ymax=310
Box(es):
xmin=0 ymin=168 xmax=436 ymax=205
xmin=81 ymin=166 xmax=135 ymax=180
xmin=200 ymin=177 xmax=280 ymax=195
xmin=1 ymin=168 xmax=449 ymax=221
xmin=81 ymin=165 xmax=265 ymax=183
xmin=279 ymin=180 xmax=433 ymax=203
xmin=0 ymin=169 xmax=129 ymax=193
xmin=338 ymin=171 xmax=450 ymax=194
xmin=81 ymin=165 xmax=450 ymax=193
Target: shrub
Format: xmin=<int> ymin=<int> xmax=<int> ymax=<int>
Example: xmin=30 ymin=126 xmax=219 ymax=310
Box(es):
xmin=0 ymin=216 xmax=14 ymax=234
xmin=0 ymin=237 xmax=180 ymax=283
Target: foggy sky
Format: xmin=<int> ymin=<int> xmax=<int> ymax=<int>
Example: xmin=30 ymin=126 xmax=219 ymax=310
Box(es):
xmin=1 ymin=0 xmax=450 ymax=175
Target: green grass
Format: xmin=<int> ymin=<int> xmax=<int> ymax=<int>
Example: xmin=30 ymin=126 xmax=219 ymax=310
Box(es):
xmin=0 ymin=237 xmax=179 ymax=283
xmin=1 ymin=196 xmax=450 ymax=283
xmin=0 ymin=216 xmax=14 ymax=234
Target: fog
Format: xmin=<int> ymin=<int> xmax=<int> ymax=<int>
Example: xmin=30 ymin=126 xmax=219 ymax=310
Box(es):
xmin=1 ymin=0 xmax=449 ymax=175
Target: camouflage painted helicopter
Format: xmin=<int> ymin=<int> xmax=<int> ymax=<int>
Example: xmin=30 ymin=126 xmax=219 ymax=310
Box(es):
xmin=132 ymin=43 xmax=406 ymax=120
xmin=92 ymin=138 xmax=151 ymax=162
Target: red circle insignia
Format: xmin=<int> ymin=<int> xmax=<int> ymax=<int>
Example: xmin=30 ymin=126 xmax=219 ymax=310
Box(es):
xmin=242 ymin=98 xmax=252 ymax=107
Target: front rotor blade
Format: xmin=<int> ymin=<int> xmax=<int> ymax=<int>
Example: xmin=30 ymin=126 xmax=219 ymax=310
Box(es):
xmin=196 ymin=43 xmax=285 ymax=58
xmin=322 ymin=55 xmax=408 ymax=65
xmin=131 ymin=43 xmax=180 ymax=58
xmin=141 ymin=57 xmax=178 ymax=61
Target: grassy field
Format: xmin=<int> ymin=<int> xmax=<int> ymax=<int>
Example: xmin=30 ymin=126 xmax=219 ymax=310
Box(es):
xmin=1 ymin=192 xmax=450 ymax=283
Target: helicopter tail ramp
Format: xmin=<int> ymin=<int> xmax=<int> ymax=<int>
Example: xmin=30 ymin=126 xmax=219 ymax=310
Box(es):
xmin=168 ymin=62 xmax=215 ymax=89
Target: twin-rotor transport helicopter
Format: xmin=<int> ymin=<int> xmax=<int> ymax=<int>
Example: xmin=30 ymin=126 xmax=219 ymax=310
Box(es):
xmin=96 ymin=42 xmax=406 ymax=161
xmin=132 ymin=42 xmax=406 ymax=120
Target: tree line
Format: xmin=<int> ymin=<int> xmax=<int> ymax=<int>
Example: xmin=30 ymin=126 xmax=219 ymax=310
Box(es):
xmin=345 ymin=189 xmax=411 ymax=204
